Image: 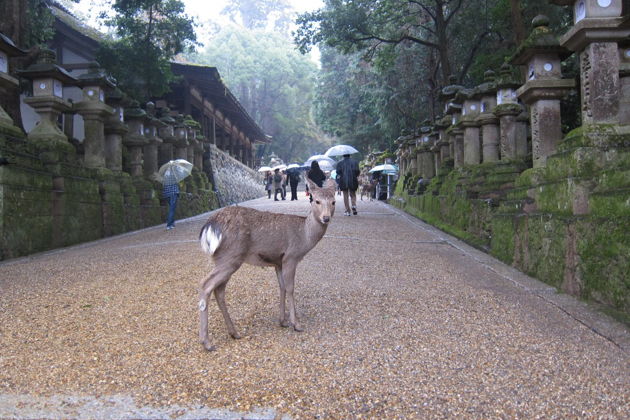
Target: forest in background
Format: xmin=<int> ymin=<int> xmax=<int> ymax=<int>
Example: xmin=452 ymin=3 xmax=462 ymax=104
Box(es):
xmin=1 ymin=0 xmax=577 ymax=164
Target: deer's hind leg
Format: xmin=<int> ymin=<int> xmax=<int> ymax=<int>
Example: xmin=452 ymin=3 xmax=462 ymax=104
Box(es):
xmin=199 ymin=260 xmax=240 ymax=351
xmin=282 ymin=260 xmax=303 ymax=332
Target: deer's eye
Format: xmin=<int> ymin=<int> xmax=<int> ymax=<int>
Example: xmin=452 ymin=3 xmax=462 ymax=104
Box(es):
xmin=315 ymin=200 xmax=321 ymax=204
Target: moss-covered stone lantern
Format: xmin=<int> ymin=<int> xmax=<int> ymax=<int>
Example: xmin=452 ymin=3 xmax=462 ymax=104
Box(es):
xmin=0 ymin=33 xmax=26 ymax=136
xmin=143 ymin=101 xmax=165 ymax=179
xmin=441 ymin=77 xmax=465 ymax=167
xmin=104 ymin=86 xmax=128 ymax=171
xmin=158 ymin=107 xmax=176 ymax=164
xmin=551 ymin=0 xmax=630 ymax=125
xmin=74 ymin=61 xmax=115 ymax=169
xmin=173 ymin=113 xmax=189 ymax=160
xmin=122 ymin=101 xmax=148 ymax=177
xmin=511 ymin=15 xmax=575 ymax=167
xmin=493 ymin=63 xmax=527 ymax=161
xmin=18 ymin=48 xmax=77 ymax=149
xmin=458 ymin=88 xmax=482 ymax=165
xmin=417 ymin=124 xmax=435 ymax=180
xmin=474 ymin=70 xmax=500 ymax=163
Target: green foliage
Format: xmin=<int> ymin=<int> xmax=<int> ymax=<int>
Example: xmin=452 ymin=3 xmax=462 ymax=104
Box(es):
xmin=188 ymin=26 xmax=326 ymax=163
xmin=221 ymin=0 xmax=293 ymax=31
xmin=96 ymin=0 xmax=197 ymax=101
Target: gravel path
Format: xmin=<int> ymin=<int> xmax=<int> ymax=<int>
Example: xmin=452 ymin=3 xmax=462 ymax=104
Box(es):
xmin=1 ymin=194 xmax=629 ymax=419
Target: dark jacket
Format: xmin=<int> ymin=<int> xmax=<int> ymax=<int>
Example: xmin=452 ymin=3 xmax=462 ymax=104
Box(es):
xmin=307 ymin=164 xmax=326 ymax=188
xmin=336 ymin=156 xmax=360 ymax=191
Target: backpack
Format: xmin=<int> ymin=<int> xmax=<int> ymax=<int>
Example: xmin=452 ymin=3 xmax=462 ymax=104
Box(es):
xmin=274 ymin=173 xmax=282 ymax=183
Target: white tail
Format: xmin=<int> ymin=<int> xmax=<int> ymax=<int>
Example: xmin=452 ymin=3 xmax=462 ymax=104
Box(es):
xmin=197 ymin=178 xmax=337 ymax=351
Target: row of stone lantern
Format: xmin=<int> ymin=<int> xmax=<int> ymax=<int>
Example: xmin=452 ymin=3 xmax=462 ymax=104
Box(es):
xmin=398 ymin=11 xmax=609 ymax=179
xmin=8 ymin=45 xmax=207 ymax=180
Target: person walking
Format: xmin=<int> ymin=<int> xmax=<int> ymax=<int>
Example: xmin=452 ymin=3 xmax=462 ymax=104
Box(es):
xmin=307 ymin=160 xmax=326 ymax=203
xmin=163 ymin=169 xmax=180 ymax=230
xmin=288 ymin=169 xmax=300 ymax=200
xmin=281 ymin=170 xmax=287 ymax=200
xmin=273 ymin=168 xmax=284 ymax=201
xmin=265 ymin=171 xmax=273 ymax=199
xmin=336 ymin=153 xmax=360 ymax=216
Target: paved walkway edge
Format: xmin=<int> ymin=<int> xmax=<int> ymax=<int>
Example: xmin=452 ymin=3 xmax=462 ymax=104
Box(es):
xmin=383 ymin=201 xmax=630 ymax=354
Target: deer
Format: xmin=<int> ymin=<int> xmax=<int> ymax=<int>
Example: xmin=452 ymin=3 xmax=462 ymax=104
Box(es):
xmin=197 ymin=178 xmax=337 ymax=351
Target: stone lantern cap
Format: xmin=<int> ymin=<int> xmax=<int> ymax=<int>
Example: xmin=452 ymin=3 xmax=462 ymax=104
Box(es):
xmin=0 ymin=33 xmax=26 ymax=57
xmin=124 ymin=100 xmax=147 ymax=119
xmin=76 ymin=61 xmax=115 ymax=89
xmin=510 ymin=15 xmax=572 ymax=65
xmin=17 ymin=48 xmax=76 ymax=85
xmin=159 ymin=107 xmax=176 ymax=125
xmin=496 ymin=63 xmax=521 ymax=89
xmin=474 ymin=70 xmax=497 ymax=96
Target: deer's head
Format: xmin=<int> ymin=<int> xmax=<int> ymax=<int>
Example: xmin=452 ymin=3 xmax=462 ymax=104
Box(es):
xmin=307 ymin=178 xmax=337 ymax=224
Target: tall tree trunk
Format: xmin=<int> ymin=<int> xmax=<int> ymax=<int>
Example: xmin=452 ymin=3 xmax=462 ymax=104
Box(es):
xmin=434 ymin=1 xmax=451 ymax=86
xmin=509 ymin=0 xmax=526 ymax=46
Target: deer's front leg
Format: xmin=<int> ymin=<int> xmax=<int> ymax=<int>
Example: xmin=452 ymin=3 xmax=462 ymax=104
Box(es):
xmin=282 ymin=262 xmax=302 ymax=332
xmin=275 ymin=266 xmax=288 ymax=327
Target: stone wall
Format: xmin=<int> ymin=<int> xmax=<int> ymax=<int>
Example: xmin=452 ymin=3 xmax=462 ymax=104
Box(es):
xmin=206 ymin=145 xmax=265 ymax=206
xmin=0 ymin=130 xmax=221 ymax=261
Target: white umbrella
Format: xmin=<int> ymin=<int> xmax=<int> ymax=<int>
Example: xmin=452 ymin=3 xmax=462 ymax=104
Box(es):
xmin=158 ymin=159 xmax=193 ymax=183
xmin=257 ymin=166 xmax=272 ymax=172
xmin=287 ymin=163 xmax=300 ymax=169
xmin=305 ymin=154 xmax=335 ymax=166
xmin=325 ymin=144 xmax=359 ymax=157
xmin=272 ymin=164 xmax=287 ymax=170
xmin=369 ymin=164 xmax=398 ymax=173
xmin=317 ymin=160 xmax=334 ymax=171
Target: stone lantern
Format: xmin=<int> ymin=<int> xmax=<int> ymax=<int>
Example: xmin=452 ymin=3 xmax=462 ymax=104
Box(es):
xmin=0 ymin=33 xmax=26 ymax=136
xmin=184 ymin=115 xmax=200 ymax=166
xmin=74 ymin=61 xmax=115 ymax=169
xmin=417 ymin=125 xmax=435 ymax=180
xmin=550 ymin=0 xmax=630 ymax=125
xmin=158 ymin=107 xmax=176 ymax=165
xmin=441 ymin=78 xmax=465 ymax=168
xmin=143 ymin=102 xmax=165 ymax=179
xmin=474 ymin=70 xmax=500 ymax=163
xmin=122 ymin=101 xmax=148 ymax=177
xmin=193 ymin=129 xmax=205 ymax=170
xmin=104 ymin=87 xmax=128 ymax=171
xmin=173 ymin=114 xmax=189 ymax=160
xmin=620 ymin=41 xmax=630 ymax=124
xmin=434 ymin=115 xmax=451 ymax=168
xmin=458 ymin=88 xmax=482 ymax=165
xmin=511 ymin=15 xmax=575 ymax=167
xmin=18 ymin=48 xmax=77 ymax=148
xmin=493 ymin=63 xmax=528 ymax=161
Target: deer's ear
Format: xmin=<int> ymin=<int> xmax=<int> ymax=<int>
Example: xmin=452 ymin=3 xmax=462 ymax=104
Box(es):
xmin=306 ymin=177 xmax=318 ymax=192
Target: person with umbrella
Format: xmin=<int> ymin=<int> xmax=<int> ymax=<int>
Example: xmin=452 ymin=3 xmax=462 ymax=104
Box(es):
xmin=159 ymin=159 xmax=193 ymax=230
xmin=335 ymin=153 xmax=360 ymax=216
xmin=306 ymin=160 xmax=326 ymax=203
xmin=287 ymin=164 xmax=301 ymax=201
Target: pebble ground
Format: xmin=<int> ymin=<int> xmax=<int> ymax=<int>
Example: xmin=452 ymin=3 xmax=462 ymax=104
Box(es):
xmin=1 ymin=193 xmax=629 ymax=419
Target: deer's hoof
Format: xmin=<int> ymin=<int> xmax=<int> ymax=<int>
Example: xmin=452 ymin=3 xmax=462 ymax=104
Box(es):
xmin=230 ymin=332 xmax=242 ymax=340
xmin=202 ymin=342 xmax=216 ymax=352
xmin=293 ymin=324 xmax=304 ymax=332
xmin=280 ymin=320 xmax=290 ymax=328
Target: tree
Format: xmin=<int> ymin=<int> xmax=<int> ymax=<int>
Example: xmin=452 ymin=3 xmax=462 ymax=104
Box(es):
xmin=189 ymin=26 xmax=327 ymax=163
xmin=221 ymin=0 xmax=293 ymax=31
xmin=96 ymin=0 xmax=198 ymax=101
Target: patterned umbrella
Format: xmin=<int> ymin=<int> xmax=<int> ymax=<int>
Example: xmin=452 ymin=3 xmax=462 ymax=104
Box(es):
xmin=158 ymin=159 xmax=193 ymax=183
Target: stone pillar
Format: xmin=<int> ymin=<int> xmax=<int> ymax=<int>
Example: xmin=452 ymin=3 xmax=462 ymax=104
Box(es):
xmin=122 ymin=101 xmax=148 ymax=177
xmin=475 ymin=70 xmax=500 ymax=163
xmin=511 ymin=16 xmax=575 ymax=167
xmin=551 ymin=0 xmax=629 ymax=124
xmin=0 ymin=34 xmax=26 ymax=137
xmin=104 ymin=88 xmax=128 ymax=172
xmin=460 ymin=89 xmax=482 ymax=165
xmin=143 ymin=102 xmax=164 ymax=179
xmin=158 ymin=108 xmax=176 ymax=166
xmin=435 ymin=116 xmax=451 ymax=164
xmin=494 ymin=63 xmax=526 ymax=161
xmin=620 ymin=44 xmax=630 ymax=125
xmin=173 ymin=116 xmax=189 ymax=161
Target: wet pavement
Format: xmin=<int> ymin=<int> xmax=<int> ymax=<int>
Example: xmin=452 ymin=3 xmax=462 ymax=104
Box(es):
xmin=1 ymin=192 xmax=629 ymax=419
